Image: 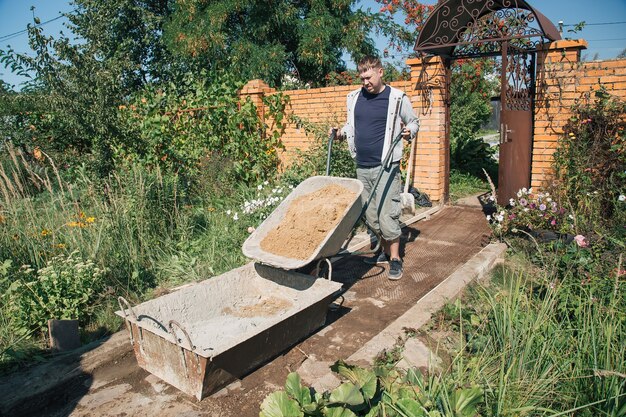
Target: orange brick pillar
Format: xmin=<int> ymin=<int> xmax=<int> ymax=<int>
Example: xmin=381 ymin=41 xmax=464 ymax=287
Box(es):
xmin=532 ymin=39 xmax=588 ymax=190
xmin=406 ymin=56 xmax=449 ymax=203
xmin=240 ymin=79 xmax=275 ymax=138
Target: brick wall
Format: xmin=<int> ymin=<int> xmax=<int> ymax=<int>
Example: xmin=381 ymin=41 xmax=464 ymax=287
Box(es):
xmin=241 ymin=39 xmax=625 ymax=202
xmin=532 ymin=40 xmax=626 ymax=189
xmin=240 ymin=57 xmax=448 ymax=201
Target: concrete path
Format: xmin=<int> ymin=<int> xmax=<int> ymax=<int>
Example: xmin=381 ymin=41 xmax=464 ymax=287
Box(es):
xmin=0 ymin=202 xmax=505 ymax=417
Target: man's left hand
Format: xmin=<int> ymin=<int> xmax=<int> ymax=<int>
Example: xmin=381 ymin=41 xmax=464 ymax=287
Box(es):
xmin=401 ymin=128 xmax=412 ymax=142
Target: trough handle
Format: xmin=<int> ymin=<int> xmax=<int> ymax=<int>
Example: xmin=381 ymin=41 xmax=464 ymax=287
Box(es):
xmin=168 ymin=320 xmax=202 ymax=377
xmin=168 ymin=320 xmax=196 ymax=351
xmin=117 ymin=296 xmax=138 ymax=321
xmin=117 ymin=296 xmax=138 ymax=346
xmin=315 ymin=258 xmax=333 ymax=281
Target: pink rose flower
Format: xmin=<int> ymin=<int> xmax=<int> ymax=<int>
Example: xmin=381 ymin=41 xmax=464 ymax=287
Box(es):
xmin=574 ymin=235 xmax=588 ymax=247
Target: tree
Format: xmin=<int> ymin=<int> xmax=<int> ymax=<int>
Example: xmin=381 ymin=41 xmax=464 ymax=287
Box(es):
xmin=0 ymin=1 xmax=179 ymax=177
xmin=163 ymin=0 xmax=379 ymax=87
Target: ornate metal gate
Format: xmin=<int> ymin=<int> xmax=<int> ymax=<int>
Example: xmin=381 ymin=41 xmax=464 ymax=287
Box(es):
xmin=498 ymin=44 xmax=535 ymax=204
xmin=414 ymin=0 xmax=561 ymax=203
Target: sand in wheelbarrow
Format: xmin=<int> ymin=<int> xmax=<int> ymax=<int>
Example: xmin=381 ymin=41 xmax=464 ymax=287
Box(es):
xmin=260 ymin=183 xmax=357 ymax=260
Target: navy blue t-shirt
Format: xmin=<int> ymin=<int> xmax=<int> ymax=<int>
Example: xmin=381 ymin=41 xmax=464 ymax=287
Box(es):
xmin=355 ymin=85 xmax=390 ymax=167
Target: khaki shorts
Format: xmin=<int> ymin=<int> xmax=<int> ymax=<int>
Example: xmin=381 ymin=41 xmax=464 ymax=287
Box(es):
xmin=356 ymin=163 xmax=401 ymax=241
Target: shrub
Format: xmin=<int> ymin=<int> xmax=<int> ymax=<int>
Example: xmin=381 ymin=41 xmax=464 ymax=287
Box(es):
xmin=4 ymin=251 xmax=107 ymax=335
xmin=487 ymin=187 xmax=575 ymax=237
xmin=553 ymin=87 xmax=626 ymax=233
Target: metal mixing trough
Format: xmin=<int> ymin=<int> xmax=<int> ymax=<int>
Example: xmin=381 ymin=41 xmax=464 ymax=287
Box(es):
xmin=116 ymin=262 xmax=342 ymax=400
xmin=243 ymin=175 xmax=364 ymax=270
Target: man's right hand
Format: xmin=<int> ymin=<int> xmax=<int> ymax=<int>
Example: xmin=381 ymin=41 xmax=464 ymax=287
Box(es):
xmin=329 ymin=127 xmax=343 ymax=141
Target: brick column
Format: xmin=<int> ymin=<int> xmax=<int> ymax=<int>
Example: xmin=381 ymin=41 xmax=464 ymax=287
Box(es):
xmin=239 ymin=79 xmax=275 ymax=136
xmin=532 ymin=39 xmax=588 ymax=190
xmin=406 ymin=56 xmax=448 ymax=203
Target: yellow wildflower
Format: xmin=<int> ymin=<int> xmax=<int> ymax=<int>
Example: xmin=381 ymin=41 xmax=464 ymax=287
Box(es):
xmin=41 ymin=229 xmax=51 ymax=237
xmin=86 ymin=217 xmax=96 ymax=223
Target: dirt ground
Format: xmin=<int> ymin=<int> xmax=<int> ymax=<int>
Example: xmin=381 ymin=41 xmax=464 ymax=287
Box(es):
xmin=7 ymin=205 xmax=490 ymax=417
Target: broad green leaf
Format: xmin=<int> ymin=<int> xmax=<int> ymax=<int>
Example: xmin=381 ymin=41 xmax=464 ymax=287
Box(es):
xmin=330 ymin=360 xmax=377 ymax=400
xmin=323 ymin=406 xmax=359 ymax=417
xmin=285 ymin=372 xmax=311 ymax=406
xmin=328 ymin=382 xmax=364 ymax=406
xmin=259 ymin=391 xmax=303 ymax=417
xmin=396 ymin=398 xmax=427 ymax=417
xmin=364 ymin=404 xmax=381 ymax=417
xmin=450 ymin=387 xmax=483 ymax=416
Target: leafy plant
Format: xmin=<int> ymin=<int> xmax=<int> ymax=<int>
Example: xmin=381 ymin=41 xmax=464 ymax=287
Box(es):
xmin=118 ymin=70 xmax=288 ymax=185
xmin=260 ymin=360 xmax=486 ymax=417
xmin=4 ymin=251 xmax=107 ymax=335
xmin=487 ymin=187 xmax=575 ymax=238
xmin=553 ymin=86 xmax=626 ymax=234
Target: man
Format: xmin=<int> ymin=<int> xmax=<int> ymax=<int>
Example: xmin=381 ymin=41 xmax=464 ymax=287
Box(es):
xmin=334 ymin=56 xmax=419 ymax=280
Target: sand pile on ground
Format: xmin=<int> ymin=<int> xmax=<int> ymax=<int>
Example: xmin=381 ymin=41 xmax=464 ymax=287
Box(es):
xmin=260 ymin=184 xmax=357 ymax=260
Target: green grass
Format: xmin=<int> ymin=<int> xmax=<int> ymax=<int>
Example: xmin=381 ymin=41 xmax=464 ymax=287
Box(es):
xmin=0 ymin=150 xmax=268 ymax=371
xmin=449 ymin=169 xmax=489 ymax=202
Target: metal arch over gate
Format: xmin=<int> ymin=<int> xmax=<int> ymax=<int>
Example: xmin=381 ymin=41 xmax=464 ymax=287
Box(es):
xmin=413 ymin=0 xmax=561 ymax=205
xmin=414 ymin=0 xmax=561 ymax=58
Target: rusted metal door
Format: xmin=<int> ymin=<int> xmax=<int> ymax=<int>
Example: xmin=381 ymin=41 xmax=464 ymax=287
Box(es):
xmin=497 ymin=43 xmax=535 ymax=205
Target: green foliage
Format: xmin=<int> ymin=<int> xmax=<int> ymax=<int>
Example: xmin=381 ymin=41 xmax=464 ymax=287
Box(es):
xmin=4 ymin=251 xmax=107 ymax=335
xmin=163 ymin=0 xmax=378 ymax=87
xmin=117 ymin=70 xmax=288 ymax=184
xmin=487 ymin=188 xmax=575 ymax=237
xmin=553 ymin=87 xmax=626 ymax=234
xmin=448 ymin=169 xmax=489 ymax=202
xmin=260 ymin=364 xmax=486 ymax=417
xmin=449 ymin=59 xmax=499 ymax=181
xmin=281 ymin=116 xmax=356 ymax=185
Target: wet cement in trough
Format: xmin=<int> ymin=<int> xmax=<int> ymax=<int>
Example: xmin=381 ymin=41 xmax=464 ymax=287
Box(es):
xmin=28 ymin=205 xmax=491 ymax=417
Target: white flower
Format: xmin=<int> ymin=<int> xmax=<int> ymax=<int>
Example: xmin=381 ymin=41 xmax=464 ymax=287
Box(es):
xmin=517 ymin=190 xmax=522 ymax=198
xmin=568 ymin=214 xmax=574 ymax=219
xmin=257 ymin=184 xmax=263 ymax=190
xmin=509 ymin=198 xmax=516 ymax=206
xmin=496 ymin=214 xmax=504 ymax=222
xmin=486 ymin=215 xmax=492 ymax=221
xmin=289 ymin=185 xmax=294 ymax=189
xmin=619 ymin=194 xmax=625 ymax=202
xmin=263 ymin=181 xmax=269 ymax=185
xmin=233 ymin=213 xmax=239 ymax=221
xmin=226 ymin=209 xmax=231 ymax=215
xmin=546 ymin=197 xmax=552 ymax=202
xmin=247 ymin=226 xmax=255 ymax=233
xmin=524 ymin=208 xmax=529 ymax=212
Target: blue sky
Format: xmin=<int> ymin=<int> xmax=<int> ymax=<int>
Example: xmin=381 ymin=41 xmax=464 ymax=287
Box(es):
xmin=1 ymin=0 xmax=625 ymax=87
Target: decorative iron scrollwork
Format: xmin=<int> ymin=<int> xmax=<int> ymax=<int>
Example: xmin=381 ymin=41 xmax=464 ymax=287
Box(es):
xmin=413 ymin=59 xmax=448 ymax=113
xmin=416 ymin=0 xmax=555 ymax=59
xmin=503 ymin=50 xmax=534 ymax=111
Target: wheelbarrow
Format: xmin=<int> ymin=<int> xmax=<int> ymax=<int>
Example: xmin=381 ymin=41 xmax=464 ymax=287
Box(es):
xmin=242 ymin=129 xmax=408 ymax=274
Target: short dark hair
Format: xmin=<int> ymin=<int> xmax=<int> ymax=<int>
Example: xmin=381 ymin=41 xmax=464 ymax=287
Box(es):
xmin=357 ymin=56 xmax=382 ymax=73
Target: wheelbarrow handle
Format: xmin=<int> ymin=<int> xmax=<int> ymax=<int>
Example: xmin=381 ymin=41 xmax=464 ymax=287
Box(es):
xmin=326 ymin=129 xmax=337 ymax=176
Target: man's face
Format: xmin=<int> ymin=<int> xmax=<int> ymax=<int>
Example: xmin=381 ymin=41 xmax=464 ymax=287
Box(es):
xmin=359 ymin=67 xmax=384 ymax=94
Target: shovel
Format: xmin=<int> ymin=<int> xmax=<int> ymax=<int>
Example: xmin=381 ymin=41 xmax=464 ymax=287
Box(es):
xmin=401 ymin=133 xmax=417 ymax=215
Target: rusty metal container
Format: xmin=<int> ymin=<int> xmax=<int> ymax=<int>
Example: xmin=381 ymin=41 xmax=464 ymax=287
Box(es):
xmin=242 ymin=176 xmax=364 ymax=269
xmin=116 ymin=262 xmax=341 ymax=400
